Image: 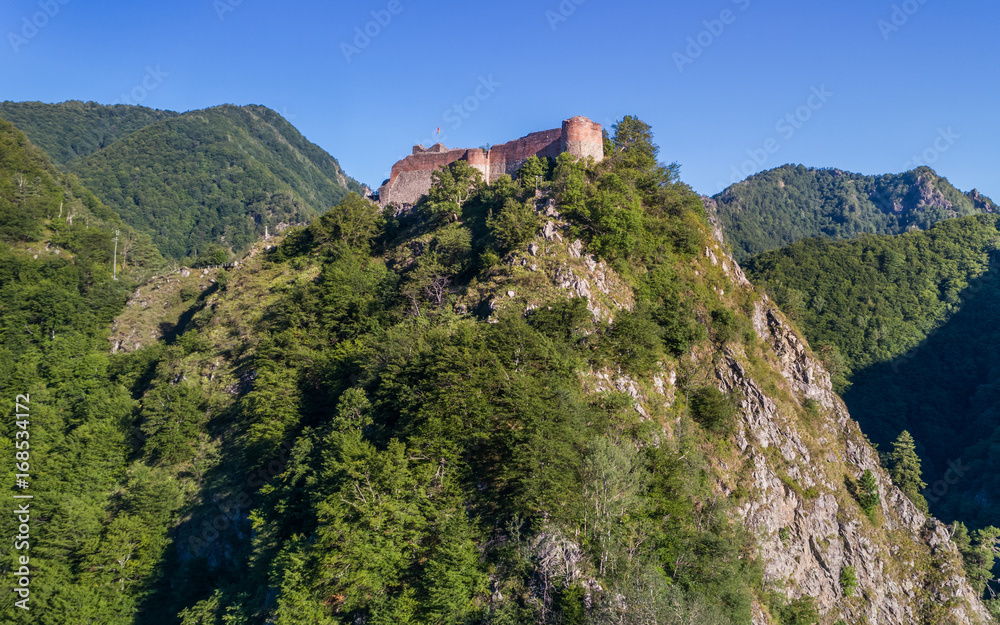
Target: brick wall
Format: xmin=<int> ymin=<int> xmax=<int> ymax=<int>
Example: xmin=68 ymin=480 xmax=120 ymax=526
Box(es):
xmin=378 ymin=117 xmax=604 ymax=207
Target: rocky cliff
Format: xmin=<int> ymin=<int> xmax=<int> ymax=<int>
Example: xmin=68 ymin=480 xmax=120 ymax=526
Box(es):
xmin=469 ymin=196 xmax=992 ymax=623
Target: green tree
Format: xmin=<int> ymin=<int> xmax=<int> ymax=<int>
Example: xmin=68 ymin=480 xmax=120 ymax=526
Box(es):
xmin=487 ymin=197 xmax=540 ymax=251
xmin=777 ymin=596 xmax=820 ymax=624
xmin=554 ymin=151 xmax=588 ymax=213
xmin=888 ymin=431 xmax=928 ymax=513
xmin=612 ymin=115 xmax=658 ymax=169
xmin=425 ymin=160 xmax=483 ymax=221
xmin=858 ymin=469 xmax=880 ymax=516
xmin=311 ymin=192 xmax=381 ymax=252
xmin=515 ymin=155 xmax=548 ymax=189
xmin=839 ymin=565 xmax=858 ymax=597
xmin=954 ymin=523 xmax=1000 ymax=595
xmin=689 ymin=387 xmax=739 ymax=436
xmin=139 ymin=382 xmax=208 ymax=465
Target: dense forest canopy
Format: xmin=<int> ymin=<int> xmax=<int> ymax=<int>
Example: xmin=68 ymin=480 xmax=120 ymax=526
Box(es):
xmin=1 ymin=101 xmax=363 ymax=264
xmin=68 ymin=104 xmax=363 ymax=262
xmin=709 ymin=164 xmax=996 ymax=261
xmin=0 ymin=100 xmax=180 ymax=166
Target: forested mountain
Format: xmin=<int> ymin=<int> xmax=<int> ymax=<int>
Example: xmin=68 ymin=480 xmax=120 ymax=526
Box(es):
xmin=0 ymin=115 xmax=163 ymax=273
xmin=0 ymin=100 xmax=179 ymax=166
xmin=707 ymin=164 xmax=996 ymax=261
xmin=66 ymin=104 xmax=364 ymax=261
xmin=0 ymin=116 xmax=167 ymax=619
xmin=2 ymin=117 xmax=993 ymax=624
xmin=745 ymin=217 xmax=1000 ymax=530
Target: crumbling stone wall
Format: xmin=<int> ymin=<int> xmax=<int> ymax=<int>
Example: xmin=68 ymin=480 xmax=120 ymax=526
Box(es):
xmin=377 ymin=116 xmax=603 ymax=208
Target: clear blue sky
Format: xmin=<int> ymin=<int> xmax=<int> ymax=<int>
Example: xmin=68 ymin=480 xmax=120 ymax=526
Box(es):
xmin=3 ymin=0 xmax=998 ymax=199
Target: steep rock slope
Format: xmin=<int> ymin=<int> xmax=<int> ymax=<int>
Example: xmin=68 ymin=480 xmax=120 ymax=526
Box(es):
xmin=472 ymin=205 xmax=992 ymax=623
xmin=742 ymin=215 xmax=1000 ymax=530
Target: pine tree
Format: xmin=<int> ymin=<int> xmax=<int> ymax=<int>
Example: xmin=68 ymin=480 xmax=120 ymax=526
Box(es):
xmin=889 ymin=431 xmax=928 ymax=512
xmin=859 ymin=469 xmax=880 ymax=516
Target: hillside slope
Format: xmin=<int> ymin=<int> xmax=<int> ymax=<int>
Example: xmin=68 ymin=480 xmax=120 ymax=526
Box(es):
xmin=744 ymin=216 xmax=1000 ymax=531
xmin=84 ymin=123 xmax=994 ymax=624
xmin=0 ymin=116 xmax=164 ymax=622
xmin=68 ymin=104 xmax=363 ymax=260
xmin=707 ymin=164 xmax=995 ymax=261
xmin=0 ymin=100 xmax=180 ymax=166
xmin=0 ymin=114 xmax=164 ymax=273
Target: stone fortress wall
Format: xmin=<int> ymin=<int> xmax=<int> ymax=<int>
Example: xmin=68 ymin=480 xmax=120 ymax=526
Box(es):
xmin=377 ymin=116 xmax=603 ymax=208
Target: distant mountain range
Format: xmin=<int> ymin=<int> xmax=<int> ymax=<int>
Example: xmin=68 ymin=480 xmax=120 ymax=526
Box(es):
xmin=705 ymin=164 xmax=996 ymax=261
xmin=0 ymin=100 xmax=180 ymax=166
xmin=0 ymin=113 xmax=163 ymax=272
xmin=0 ymin=102 xmax=362 ymax=261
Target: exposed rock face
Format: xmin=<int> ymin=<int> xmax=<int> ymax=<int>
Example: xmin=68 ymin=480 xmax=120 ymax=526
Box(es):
xmin=968 ymin=188 xmax=997 ymax=213
xmin=475 ymin=196 xmax=991 ymax=622
xmin=686 ymin=226 xmax=991 ymax=623
xmin=717 ymin=269 xmax=991 ymax=624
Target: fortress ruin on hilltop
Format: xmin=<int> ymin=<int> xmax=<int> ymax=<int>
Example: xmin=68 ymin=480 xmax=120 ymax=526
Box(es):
xmin=377 ymin=116 xmax=603 ymax=208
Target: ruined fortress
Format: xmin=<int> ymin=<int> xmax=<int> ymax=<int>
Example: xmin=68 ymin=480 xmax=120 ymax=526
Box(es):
xmin=377 ymin=116 xmax=603 ymax=207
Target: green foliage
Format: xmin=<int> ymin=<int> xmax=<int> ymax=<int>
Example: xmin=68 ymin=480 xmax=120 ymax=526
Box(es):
xmin=714 ymin=164 xmax=995 ymax=261
xmin=689 ymin=387 xmax=739 ymax=436
xmin=858 ymin=469 xmax=880 ymax=517
xmin=528 ymin=297 xmax=592 ymax=343
xmin=840 ymin=565 xmax=858 ymax=597
xmin=139 ymin=381 xmax=208 ymax=465
xmin=599 ymin=306 xmax=662 ymax=374
xmin=310 ymin=192 xmax=382 ymax=253
xmin=0 ymin=100 xmax=180 ymax=166
xmin=67 ymin=104 xmax=362 ymax=260
xmin=515 ymin=155 xmax=552 ymax=188
xmin=487 ymin=197 xmax=540 ymax=251
xmin=0 ymin=116 xmax=164 ymax=277
xmin=953 ymin=522 xmax=1000 ymax=597
xmin=746 ymin=216 xmax=1000 ymax=375
xmin=424 ymin=160 xmax=483 ymax=221
xmin=710 ymin=308 xmax=741 ymax=345
xmin=775 ymin=595 xmax=820 ymax=624
xmin=612 ymin=115 xmax=659 ymax=171
xmin=889 ymin=431 xmax=928 ymax=513
xmin=745 ymin=215 xmax=1000 ymax=528
xmin=580 ymin=172 xmax=644 ymax=260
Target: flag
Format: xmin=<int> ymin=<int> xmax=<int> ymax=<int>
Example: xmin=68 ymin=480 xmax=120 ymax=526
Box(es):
xmin=436 ymin=127 xmax=440 ymax=134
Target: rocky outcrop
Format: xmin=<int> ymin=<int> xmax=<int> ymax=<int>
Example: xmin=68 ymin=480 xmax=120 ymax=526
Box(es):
xmin=717 ymin=272 xmax=991 ymax=624
xmin=481 ymin=199 xmax=992 ymax=623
